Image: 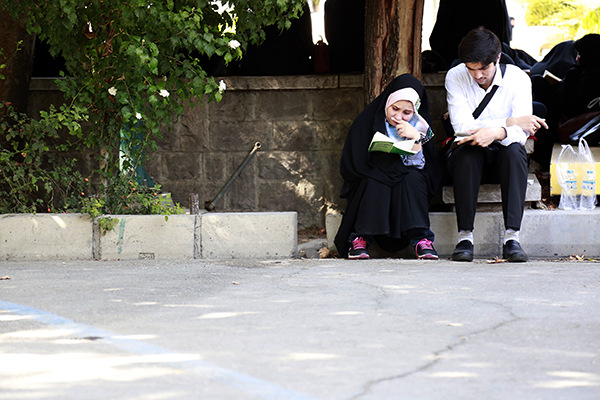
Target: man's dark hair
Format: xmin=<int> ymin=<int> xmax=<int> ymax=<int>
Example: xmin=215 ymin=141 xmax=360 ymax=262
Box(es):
xmin=458 ymin=27 xmax=502 ymax=65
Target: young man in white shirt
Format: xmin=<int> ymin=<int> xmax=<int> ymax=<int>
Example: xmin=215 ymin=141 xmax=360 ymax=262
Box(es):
xmin=445 ymin=27 xmax=547 ymax=262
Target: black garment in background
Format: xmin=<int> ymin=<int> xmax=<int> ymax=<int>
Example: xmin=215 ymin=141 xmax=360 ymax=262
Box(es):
xmin=429 ymin=0 xmax=511 ymax=69
xmin=558 ymin=34 xmax=600 ymax=119
xmin=529 ymin=40 xmax=578 ymax=168
xmin=501 ymin=43 xmax=537 ymax=70
xmin=324 ymin=0 xmax=365 ymax=73
xmin=448 ymin=143 xmax=528 ymax=232
xmin=529 ymin=36 xmax=599 ymax=169
xmin=334 ymin=74 xmax=442 ymax=258
xmin=32 ymin=36 xmax=67 ymax=77
xmin=530 ymin=40 xmax=578 ymax=79
xmin=236 ymin=3 xmax=313 ymax=75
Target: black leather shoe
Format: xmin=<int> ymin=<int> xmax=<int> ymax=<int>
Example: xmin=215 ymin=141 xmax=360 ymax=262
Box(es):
xmin=451 ymin=240 xmax=474 ymax=262
xmin=503 ymin=240 xmax=528 ymax=262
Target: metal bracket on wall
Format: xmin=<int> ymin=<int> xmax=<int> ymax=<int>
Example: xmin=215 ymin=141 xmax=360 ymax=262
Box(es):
xmin=205 ymin=142 xmax=261 ymax=211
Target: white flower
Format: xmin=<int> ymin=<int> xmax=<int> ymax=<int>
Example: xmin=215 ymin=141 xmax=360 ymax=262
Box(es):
xmin=108 ymin=86 xmax=117 ymax=96
xmin=159 ymin=89 xmax=170 ymax=98
xmin=135 ymin=112 xmax=142 ymax=120
xmin=218 ymin=80 xmax=226 ymax=94
xmin=228 ymin=40 xmax=240 ymax=49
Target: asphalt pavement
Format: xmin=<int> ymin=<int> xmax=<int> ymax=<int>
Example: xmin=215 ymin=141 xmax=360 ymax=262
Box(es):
xmin=1 ymin=257 xmax=599 ymax=400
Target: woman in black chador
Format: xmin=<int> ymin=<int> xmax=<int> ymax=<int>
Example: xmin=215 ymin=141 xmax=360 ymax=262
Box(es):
xmin=334 ymin=74 xmax=442 ymax=259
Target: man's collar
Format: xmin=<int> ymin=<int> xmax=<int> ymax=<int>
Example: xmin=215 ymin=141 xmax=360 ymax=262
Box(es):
xmin=491 ymin=63 xmax=505 ymax=87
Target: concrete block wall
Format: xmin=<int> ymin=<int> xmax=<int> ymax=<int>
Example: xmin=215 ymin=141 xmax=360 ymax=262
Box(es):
xmin=145 ymin=75 xmax=365 ymax=229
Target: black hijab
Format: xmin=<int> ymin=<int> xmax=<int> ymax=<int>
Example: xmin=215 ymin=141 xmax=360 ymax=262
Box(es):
xmin=339 ymin=73 xmax=441 ymax=197
xmin=574 ymin=33 xmax=600 ymax=68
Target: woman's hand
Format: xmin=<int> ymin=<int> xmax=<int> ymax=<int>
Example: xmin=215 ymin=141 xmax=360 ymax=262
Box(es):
xmin=395 ymin=120 xmax=420 ymax=141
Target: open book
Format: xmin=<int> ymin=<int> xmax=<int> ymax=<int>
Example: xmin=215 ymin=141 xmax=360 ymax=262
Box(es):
xmin=543 ymin=70 xmax=562 ymax=85
xmin=453 ymin=131 xmax=472 ymax=142
xmin=368 ymin=131 xmax=416 ymax=155
xmin=450 ymin=131 xmax=473 ymax=149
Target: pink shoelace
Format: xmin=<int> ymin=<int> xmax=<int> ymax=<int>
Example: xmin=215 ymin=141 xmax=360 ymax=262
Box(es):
xmin=351 ymin=236 xmax=368 ymax=250
xmin=416 ymin=238 xmax=434 ymax=251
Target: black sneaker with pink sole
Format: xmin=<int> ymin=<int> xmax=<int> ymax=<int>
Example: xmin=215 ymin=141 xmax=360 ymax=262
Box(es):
xmin=415 ymin=238 xmax=438 ymax=260
xmin=348 ymin=236 xmax=370 ymax=259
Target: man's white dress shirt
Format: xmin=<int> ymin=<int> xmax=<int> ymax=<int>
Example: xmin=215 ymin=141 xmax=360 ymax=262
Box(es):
xmin=445 ymin=63 xmax=532 ymax=146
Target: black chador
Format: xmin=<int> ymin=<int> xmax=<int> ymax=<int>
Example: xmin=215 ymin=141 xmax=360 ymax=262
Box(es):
xmin=334 ymin=74 xmax=442 ymax=258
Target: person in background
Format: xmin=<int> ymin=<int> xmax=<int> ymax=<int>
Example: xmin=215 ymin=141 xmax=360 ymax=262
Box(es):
xmin=557 ymin=34 xmax=600 ymax=121
xmin=429 ymin=0 xmax=511 ymax=69
xmin=324 ymin=0 xmax=365 ymax=73
xmin=529 ymin=40 xmax=579 ymax=169
xmin=334 ymin=74 xmax=442 ymax=260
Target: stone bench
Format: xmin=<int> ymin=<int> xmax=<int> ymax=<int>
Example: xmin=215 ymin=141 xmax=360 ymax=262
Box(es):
xmin=442 ymin=173 xmax=542 ymax=208
xmin=441 ymin=138 xmax=541 ymax=209
xmin=326 ymin=209 xmax=600 ymax=259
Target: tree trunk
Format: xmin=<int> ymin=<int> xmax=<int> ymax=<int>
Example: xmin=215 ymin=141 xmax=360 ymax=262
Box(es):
xmin=0 ymin=10 xmax=35 ymax=115
xmin=364 ymin=0 xmax=424 ymax=105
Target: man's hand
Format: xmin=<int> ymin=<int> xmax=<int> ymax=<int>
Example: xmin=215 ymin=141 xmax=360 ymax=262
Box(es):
xmin=457 ymin=127 xmax=506 ymax=147
xmin=506 ymin=115 xmax=549 ymax=135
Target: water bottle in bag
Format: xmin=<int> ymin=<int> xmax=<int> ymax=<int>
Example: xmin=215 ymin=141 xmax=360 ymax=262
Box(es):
xmin=578 ymin=139 xmax=597 ymax=210
xmin=556 ymin=144 xmax=579 ymax=210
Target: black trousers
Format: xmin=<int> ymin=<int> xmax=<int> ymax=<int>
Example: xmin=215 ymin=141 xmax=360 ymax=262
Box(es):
xmin=448 ymin=142 xmax=528 ymax=232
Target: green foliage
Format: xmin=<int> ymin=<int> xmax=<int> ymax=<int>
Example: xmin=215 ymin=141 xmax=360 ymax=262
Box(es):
xmin=0 ymin=101 xmax=88 ymax=213
xmin=582 ymin=7 xmax=600 ymax=33
xmin=0 ymin=101 xmax=183 ymax=223
xmin=81 ymin=176 xmax=183 ymax=217
xmin=0 ymin=0 xmax=305 ymax=217
xmin=0 ymin=48 xmax=5 ymax=80
xmin=81 ymin=177 xmax=183 ymax=234
xmin=0 ymin=40 xmax=22 ymax=80
xmin=96 ymin=216 xmax=120 ymax=236
xmin=1 ymin=0 xmax=305 ymax=181
xmin=525 ymin=0 xmax=592 ymax=39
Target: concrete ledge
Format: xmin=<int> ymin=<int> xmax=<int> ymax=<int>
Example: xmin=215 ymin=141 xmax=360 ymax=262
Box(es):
xmin=1 ymin=212 xmax=298 ymax=261
xmin=95 ymin=215 xmax=196 ymax=260
xmin=326 ymin=209 xmax=600 ymax=259
xmin=0 ymin=214 xmax=93 ymax=261
xmin=521 ymin=209 xmax=600 ymax=257
xmin=201 ymin=212 xmax=297 ymax=259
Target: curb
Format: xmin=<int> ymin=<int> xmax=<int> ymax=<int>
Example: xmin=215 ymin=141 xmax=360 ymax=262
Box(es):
xmin=1 ymin=212 xmax=298 ymax=261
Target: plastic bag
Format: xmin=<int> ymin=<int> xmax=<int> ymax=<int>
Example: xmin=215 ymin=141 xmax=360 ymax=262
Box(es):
xmin=556 ymin=144 xmax=579 ymax=210
xmin=578 ymin=138 xmax=597 ymax=210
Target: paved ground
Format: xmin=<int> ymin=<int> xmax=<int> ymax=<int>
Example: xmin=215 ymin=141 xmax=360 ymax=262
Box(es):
xmin=1 ymin=257 xmax=599 ymax=400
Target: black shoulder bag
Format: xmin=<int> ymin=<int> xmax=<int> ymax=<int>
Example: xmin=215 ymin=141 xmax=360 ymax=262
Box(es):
xmin=439 ymin=63 xmax=506 ymax=162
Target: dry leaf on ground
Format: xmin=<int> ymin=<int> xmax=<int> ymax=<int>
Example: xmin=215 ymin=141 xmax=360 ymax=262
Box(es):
xmin=318 ymin=247 xmax=336 ymax=259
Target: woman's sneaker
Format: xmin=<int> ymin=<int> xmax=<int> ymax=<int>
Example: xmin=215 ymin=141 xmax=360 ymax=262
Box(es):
xmin=348 ymin=236 xmax=370 ymax=259
xmin=415 ymin=238 xmax=438 ymax=260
